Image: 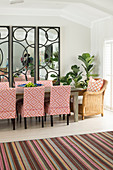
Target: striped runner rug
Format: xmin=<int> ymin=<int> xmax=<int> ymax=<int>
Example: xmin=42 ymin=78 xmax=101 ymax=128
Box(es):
xmin=0 ymin=131 xmax=113 ymax=170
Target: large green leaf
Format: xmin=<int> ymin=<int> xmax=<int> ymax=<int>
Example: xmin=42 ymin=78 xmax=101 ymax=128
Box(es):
xmin=78 ymin=56 xmax=88 ymax=67
xmin=86 ymin=57 xmax=91 ymax=63
xmin=82 ymin=53 xmax=90 ymax=59
xmin=51 ymin=74 xmax=57 ymax=78
xmin=87 ymin=64 xmax=93 ymax=71
xmin=66 ymin=72 xmax=76 ymax=78
xmin=89 ymin=67 xmax=94 ymax=73
xmin=74 ymin=78 xmax=78 ymax=83
xmin=81 ymin=64 xmax=87 ymax=72
xmin=77 ymin=75 xmax=82 ymax=82
xmin=52 ymin=58 xmax=58 ymax=62
xmin=88 ymin=58 xmax=94 ymax=65
xmin=67 ymin=78 xmax=72 ymax=85
xmin=71 ymin=65 xmax=80 ymax=74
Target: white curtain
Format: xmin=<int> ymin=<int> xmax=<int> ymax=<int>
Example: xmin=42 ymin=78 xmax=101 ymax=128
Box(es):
xmin=103 ymin=41 xmax=113 ymax=110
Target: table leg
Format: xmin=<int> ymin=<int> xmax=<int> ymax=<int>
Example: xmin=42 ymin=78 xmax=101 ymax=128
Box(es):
xmin=73 ymin=92 xmax=78 ymax=122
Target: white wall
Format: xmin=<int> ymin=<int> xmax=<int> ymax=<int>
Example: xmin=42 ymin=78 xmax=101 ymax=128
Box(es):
xmin=0 ymin=15 xmax=90 ymax=76
xmin=91 ymin=16 xmax=113 ymax=77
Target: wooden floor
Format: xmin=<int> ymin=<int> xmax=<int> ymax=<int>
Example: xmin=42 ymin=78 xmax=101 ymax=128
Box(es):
xmin=0 ymin=109 xmax=113 ymax=143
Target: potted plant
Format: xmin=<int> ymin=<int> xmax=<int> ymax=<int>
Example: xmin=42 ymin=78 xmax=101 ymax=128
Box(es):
xmin=61 ymin=65 xmax=85 ymax=88
xmin=78 ymin=53 xmax=98 ymax=86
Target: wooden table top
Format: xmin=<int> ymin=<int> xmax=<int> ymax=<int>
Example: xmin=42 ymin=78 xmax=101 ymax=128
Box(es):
xmin=16 ymin=87 xmax=86 ymax=96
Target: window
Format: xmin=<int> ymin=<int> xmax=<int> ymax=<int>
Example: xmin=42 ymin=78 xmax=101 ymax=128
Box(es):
xmin=103 ymin=40 xmax=113 ymax=110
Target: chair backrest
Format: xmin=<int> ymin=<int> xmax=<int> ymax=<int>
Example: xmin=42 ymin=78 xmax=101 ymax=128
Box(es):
xmin=14 ymin=76 xmax=26 ymax=82
xmin=0 ymin=82 xmax=9 ymax=88
xmin=49 ymin=85 xmax=71 ymax=115
xmin=37 ymin=80 xmax=53 ymax=87
xmin=0 ymin=88 xmax=16 ymax=119
xmin=102 ymin=79 xmax=108 ymax=92
xmin=15 ymin=81 xmax=31 ymax=88
xmin=1 ymin=76 xmax=8 ymax=82
xmin=27 ymin=77 xmax=34 ymax=83
xmin=23 ymin=86 xmax=45 ymax=117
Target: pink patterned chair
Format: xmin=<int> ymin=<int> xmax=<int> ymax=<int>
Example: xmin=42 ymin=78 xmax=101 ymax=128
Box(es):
xmin=0 ymin=88 xmax=16 ymax=130
xmin=15 ymin=81 xmax=31 ymax=93
xmin=0 ymin=82 xmax=9 ymax=88
xmin=15 ymin=81 xmax=31 ymax=122
xmin=17 ymin=86 xmax=45 ymax=129
xmin=1 ymin=76 xmax=8 ymax=82
xmin=45 ymin=85 xmax=71 ymax=126
xmin=37 ymin=80 xmax=53 ymax=90
xmin=28 ymin=77 xmax=34 ymax=83
xmin=37 ymin=80 xmax=53 ymax=121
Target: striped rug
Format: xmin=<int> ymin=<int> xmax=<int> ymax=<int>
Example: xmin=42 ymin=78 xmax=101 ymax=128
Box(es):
xmin=0 ymin=131 xmax=113 ymax=170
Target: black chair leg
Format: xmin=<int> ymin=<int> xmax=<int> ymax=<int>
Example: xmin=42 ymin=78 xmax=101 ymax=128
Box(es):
xmin=36 ymin=117 xmax=37 ymax=121
xmin=20 ymin=115 xmax=22 ymax=124
xmin=24 ymin=117 xmax=27 ymax=129
xmin=12 ymin=119 xmax=15 ymax=130
xmin=51 ymin=115 xmax=53 ymax=127
xmin=42 ymin=117 xmax=44 ymax=128
xmin=59 ymin=115 xmax=61 ymax=120
xmin=39 ymin=117 xmax=40 ymax=122
xmin=45 ymin=112 xmax=46 ymax=122
xmin=16 ymin=110 xmax=18 ymax=122
xmin=67 ymin=114 xmax=69 ymax=125
xmin=63 ymin=114 xmax=65 ymax=120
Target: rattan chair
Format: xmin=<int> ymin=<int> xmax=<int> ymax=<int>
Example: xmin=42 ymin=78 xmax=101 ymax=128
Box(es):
xmin=79 ymin=79 xmax=108 ymax=120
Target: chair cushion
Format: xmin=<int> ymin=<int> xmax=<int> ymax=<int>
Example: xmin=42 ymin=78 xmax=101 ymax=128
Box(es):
xmin=87 ymin=77 xmax=103 ymax=92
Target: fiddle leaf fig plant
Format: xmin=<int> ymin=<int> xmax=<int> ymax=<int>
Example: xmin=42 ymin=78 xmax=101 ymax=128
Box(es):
xmin=66 ymin=65 xmax=85 ymax=88
xmin=60 ymin=75 xmax=72 ymax=85
xmin=78 ymin=53 xmax=98 ymax=86
xmin=60 ymin=65 xmax=85 ymax=88
xmin=51 ymin=53 xmax=98 ymax=88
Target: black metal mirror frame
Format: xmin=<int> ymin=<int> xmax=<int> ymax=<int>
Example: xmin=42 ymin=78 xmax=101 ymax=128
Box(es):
xmin=12 ymin=26 xmax=36 ymax=84
xmin=0 ymin=26 xmax=10 ymax=83
xmin=38 ymin=26 xmax=60 ymax=84
xmin=0 ymin=26 xmax=60 ymax=86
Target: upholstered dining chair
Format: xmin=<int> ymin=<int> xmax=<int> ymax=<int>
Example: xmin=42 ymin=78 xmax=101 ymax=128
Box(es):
xmin=15 ymin=81 xmax=32 ymax=122
xmin=37 ymin=80 xmax=53 ymax=121
xmin=45 ymin=85 xmax=71 ymax=126
xmin=14 ymin=75 xmax=26 ymax=82
xmin=37 ymin=80 xmax=53 ymax=88
xmin=17 ymin=86 xmax=45 ymax=129
xmin=79 ymin=79 xmax=108 ymax=120
xmin=27 ymin=77 xmax=34 ymax=83
xmin=0 ymin=82 xmax=9 ymax=88
xmin=0 ymin=88 xmax=16 ymax=130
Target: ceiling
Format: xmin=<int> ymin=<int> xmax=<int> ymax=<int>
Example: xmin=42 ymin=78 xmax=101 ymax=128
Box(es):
xmin=0 ymin=0 xmax=113 ymax=27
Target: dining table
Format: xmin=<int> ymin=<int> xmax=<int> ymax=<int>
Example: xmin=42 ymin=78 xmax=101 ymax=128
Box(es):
xmin=16 ymin=87 xmax=86 ymax=122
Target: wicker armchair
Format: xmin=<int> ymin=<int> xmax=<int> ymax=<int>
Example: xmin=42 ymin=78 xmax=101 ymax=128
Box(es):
xmin=80 ymin=79 xmax=108 ymax=120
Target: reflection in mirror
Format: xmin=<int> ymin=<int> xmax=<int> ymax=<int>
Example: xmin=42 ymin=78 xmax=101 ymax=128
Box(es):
xmin=0 ymin=26 xmax=9 ymax=82
xmin=12 ymin=27 xmax=36 ymax=84
xmin=38 ymin=27 xmax=60 ymax=84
